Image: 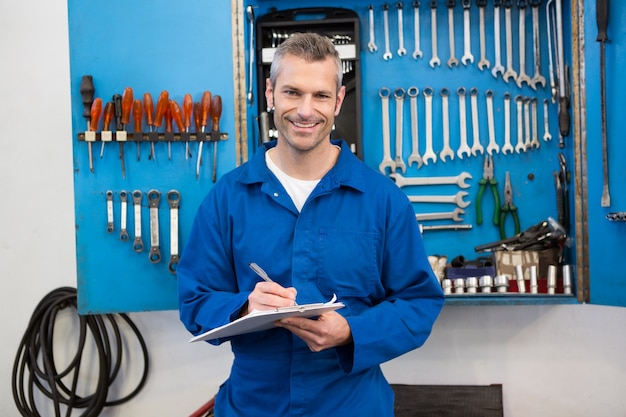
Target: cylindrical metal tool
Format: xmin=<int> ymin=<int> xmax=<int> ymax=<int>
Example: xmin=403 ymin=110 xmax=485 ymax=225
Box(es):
xmin=494 ymin=275 xmax=509 ymax=293
xmin=515 ymin=265 xmax=526 ymax=293
xmin=454 ymin=278 xmax=465 ymax=294
xmin=547 ymin=265 xmax=557 ymax=294
xmin=441 ymin=279 xmax=453 ymax=295
xmin=562 ymin=264 xmax=572 ymax=295
xmin=466 ymin=277 xmax=478 ymax=294
xmin=529 ymin=265 xmax=538 ymax=294
xmin=479 ymin=275 xmax=493 ymax=293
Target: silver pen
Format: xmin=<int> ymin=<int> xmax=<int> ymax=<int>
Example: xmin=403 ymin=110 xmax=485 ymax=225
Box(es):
xmin=248 ymin=262 xmax=274 ymax=282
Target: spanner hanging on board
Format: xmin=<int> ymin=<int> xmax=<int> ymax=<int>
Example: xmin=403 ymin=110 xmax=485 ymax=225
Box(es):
xmin=167 ymin=190 xmax=181 ymax=274
xmin=148 ymin=190 xmax=161 ymax=264
xmin=597 ymin=0 xmax=611 ymax=207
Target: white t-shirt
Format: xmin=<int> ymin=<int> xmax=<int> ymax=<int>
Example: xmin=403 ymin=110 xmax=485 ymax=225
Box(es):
xmin=265 ymin=150 xmax=320 ymax=212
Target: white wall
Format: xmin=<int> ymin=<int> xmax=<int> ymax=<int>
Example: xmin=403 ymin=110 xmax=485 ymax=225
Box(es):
xmin=1 ymin=1 xmax=625 ymax=416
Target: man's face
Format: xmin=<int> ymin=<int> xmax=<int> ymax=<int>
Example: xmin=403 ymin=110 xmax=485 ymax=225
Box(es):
xmin=265 ymin=54 xmax=345 ymax=153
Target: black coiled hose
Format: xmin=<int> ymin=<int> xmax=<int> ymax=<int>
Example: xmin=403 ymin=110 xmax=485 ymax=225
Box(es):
xmin=12 ymin=287 xmax=149 ymax=417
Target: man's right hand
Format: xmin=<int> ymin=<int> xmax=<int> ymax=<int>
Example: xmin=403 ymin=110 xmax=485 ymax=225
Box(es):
xmin=243 ymin=282 xmax=298 ymax=316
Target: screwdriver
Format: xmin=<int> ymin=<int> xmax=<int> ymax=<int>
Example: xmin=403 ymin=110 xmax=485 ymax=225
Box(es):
xmin=117 ymin=90 xmax=133 ymax=179
xmin=80 ymin=75 xmax=96 ymax=173
xmin=211 ymin=95 xmax=223 ymax=183
xmin=170 ymin=100 xmax=185 ymax=160
xmin=133 ymin=99 xmax=143 ymax=160
xmin=197 ymin=91 xmax=212 ymax=180
xmin=164 ymin=103 xmax=173 ymax=160
xmin=101 ymin=101 xmax=115 ymax=157
xmin=143 ymin=93 xmax=155 ymax=159
xmin=597 ymin=0 xmax=610 ymax=207
xmin=88 ymin=98 xmax=103 ymax=172
xmin=154 ymin=91 xmax=170 ymax=160
xmin=182 ymin=94 xmax=193 ymax=159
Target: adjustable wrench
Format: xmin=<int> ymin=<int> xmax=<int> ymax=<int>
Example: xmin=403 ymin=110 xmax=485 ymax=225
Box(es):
xmin=523 ymin=97 xmax=532 ymax=150
xmin=516 ymin=0 xmax=532 ymax=88
xmin=106 ymin=190 xmax=114 ymax=233
xmin=446 ymin=0 xmax=459 ymax=67
xmin=397 ymin=2 xmax=407 ymax=56
xmin=530 ymin=98 xmax=540 ymax=148
xmin=379 ymin=87 xmax=395 ymax=174
xmin=477 ymin=0 xmax=490 ymax=70
xmin=416 ymin=207 xmax=465 ymax=222
xmin=407 ymin=87 xmax=423 ymax=168
xmin=502 ymin=93 xmax=514 ymax=154
xmin=408 ymin=191 xmax=470 ymax=208
xmin=167 ymin=190 xmax=180 ymax=274
xmin=470 ymin=88 xmax=484 ymax=156
xmin=503 ymin=0 xmax=518 ymax=82
xmin=543 ymin=98 xmax=553 ymax=141
xmin=423 ymin=87 xmax=437 ymax=165
xmin=440 ymin=88 xmax=454 ymax=162
xmin=491 ymin=0 xmax=505 ymax=78
xmin=390 ymin=171 xmax=473 ymax=188
xmin=485 ymin=90 xmax=500 ymax=155
xmin=368 ymin=4 xmax=378 ymax=52
xmin=383 ymin=4 xmax=393 ymax=60
xmin=457 ymin=87 xmax=471 ymax=159
xmin=529 ymin=0 xmax=546 ymax=89
xmin=119 ymin=190 xmax=129 ymax=242
xmin=132 ymin=190 xmax=144 ymax=253
xmin=148 ymin=189 xmax=161 ymax=264
xmin=461 ymin=0 xmax=474 ymax=65
xmin=412 ymin=1 xmax=423 ymax=59
xmin=394 ymin=88 xmax=407 ymax=172
xmin=514 ymin=95 xmax=526 ymax=153
xmin=429 ymin=1 xmax=441 ymax=67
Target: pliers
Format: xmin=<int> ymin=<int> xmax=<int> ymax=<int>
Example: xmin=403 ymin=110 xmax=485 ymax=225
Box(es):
xmin=500 ymin=171 xmax=521 ymax=239
xmin=476 ymin=155 xmax=501 ymax=226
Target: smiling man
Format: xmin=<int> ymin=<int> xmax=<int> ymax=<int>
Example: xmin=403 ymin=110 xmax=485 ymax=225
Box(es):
xmin=178 ymin=32 xmax=444 ymax=417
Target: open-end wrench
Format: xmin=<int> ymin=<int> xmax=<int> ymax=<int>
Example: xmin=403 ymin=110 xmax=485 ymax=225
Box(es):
xmin=148 ymin=189 xmax=161 ymax=264
xmin=485 ymin=90 xmax=500 ymax=155
xmin=529 ymin=0 xmax=546 ymax=89
xmin=457 ymin=87 xmax=471 ymax=159
xmin=132 ymin=190 xmax=144 ymax=253
xmin=514 ymin=95 xmax=526 ymax=153
xmin=368 ymin=4 xmax=378 ymax=52
xmin=407 ymin=87 xmax=423 ymax=168
xmin=446 ymin=0 xmax=459 ymax=67
xmin=523 ymin=97 xmax=532 ymax=150
xmin=106 ymin=190 xmax=114 ymax=233
xmin=167 ymin=190 xmax=180 ymax=275
xmin=119 ymin=190 xmax=129 ymax=242
xmin=408 ymin=191 xmax=470 ymax=208
xmin=543 ymin=98 xmax=553 ymax=141
xmin=429 ymin=1 xmax=441 ymax=67
xmin=440 ymin=88 xmax=454 ymax=162
xmin=394 ymin=88 xmax=407 ymax=172
xmin=383 ymin=4 xmax=393 ymax=60
xmin=470 ymin=88 xmax=484 ymax=156
xmin=416 ymin=207 xmax=465 ymax=222
xmin=530 ymin=98 xmax=540 ymax=148
xmin=412 ymin=1 xmax=423 ymax=59
xmin=491 ymin=0 xmax=505 ymax=78
xmin=516 ymin=0 xmax=532 ymax=88
xmin=390 ymin=171 xmax=473 ymax=188
xmin=397 ymin=2 xmax=407 ymax=56
xmin=477 ymin=0 xmax=490 ymax=70
xmin=502 ymin=92 xmax=514 ymax=154
xmin=503 ymin=0 xmax=518 ymax=83
xmin=379 ymin=87 xmax=395 ymax=174
xmin=461 ymin=0 xmax=474 ymax=65
xmin=423 ymin=87 xmax=437 ymax=165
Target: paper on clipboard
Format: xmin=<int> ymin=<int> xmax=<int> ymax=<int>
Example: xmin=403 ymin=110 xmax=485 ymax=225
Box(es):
xmin=189 ymin=295 xmax=344 ymax=343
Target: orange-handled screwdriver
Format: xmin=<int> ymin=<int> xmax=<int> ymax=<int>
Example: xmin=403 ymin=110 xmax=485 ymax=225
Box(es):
xmin=182 ymin=94 xmax=193 ymax=159
xmin=143 ymin=92 xmax=155 ymax=159
xmin=211 ymin=95 xmax=223 ymax=183
xmin=133 ymin=99 xmax=143 ymax=160
xmin=164 ymin=103 xmax=173 ymax=160
xmin=101 ymin=101 xmax=115 ymax=158
xmin=196 ymin=92 xmax=212 ymax=180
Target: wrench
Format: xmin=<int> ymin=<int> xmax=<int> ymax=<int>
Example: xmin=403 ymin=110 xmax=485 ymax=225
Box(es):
xmin=446 ymin=0 xmax=459 ymax=67
xmin=502 ymin=92 xmax=514 ymax=154
xmin=120 ymin=190 xmax=129 ymax=242
xmin=408 ymin=191 xmax=470 ymax=208
xmin=457 ymin=87 xmax=471 ymax=159
xmin=429 ymin=1 xmax=441 ymax=67
xmin=397 ymin=2 xmax=407 ymax=56
xmin=461 ymin=0 xmax=474 ymax=65
xmin=529 ymin=0 xmax=546 ymax=89
xmin=523 ymin=97 xmax=532 ymax=150
xmin=470 ymin=87 xmax=484 ymax=156
xmin=423 ymin=87 xmax=437 ymax=165
xmin=440 ymin=88 xmax=454 ymax=162
xmin=407 ymin=87 xmax=423 ymax=168
xmin=516 ymin=0 xmax=532 ymax=88
xmin=543 ymin=98 xmax=553 ymax=141
xmin=368 ymin=4 xmax=378 ymax=52
xmin=416 ymin=207 xmax=465 ymax=222
xmin=132 ymin=190 xmax=144 ymax=253
xmin=530 ymin=98 xmax=540 ymax=148
xmin=477 ymin=0 xmax=490 ymax=70
xmin=394 ymin=88 xmax=407 ymax=172
xmin=379 ymin=87 xmax=396 ymax=174
xmin=491 ymin=0 xmax=505 ymax=78
xmin=390 ymin=171 xmax=473 ymax=188
xmin=246 ymin=6 xmax=255 ymax=103
xmin=383 ymin=4 xmax=393 ymax=60
xmin=412 ymin=1 xmax=423 ymax=59
xmin=546 ymin=0 xmax=557 ymax=103
xmin=167 ymin=190 xmax=180 ymax=275
xmin=148 ymin=189 xmax=161 ymax=264
xmin=503 ymin=0 xmax=518 ymax=83
xmin=514 ymin=95 xmax=526 ymax=153
xmin=485 ymin=90 xmax=500 ymax=155
xmin=106 ymin=190 xmax=114 ymax=233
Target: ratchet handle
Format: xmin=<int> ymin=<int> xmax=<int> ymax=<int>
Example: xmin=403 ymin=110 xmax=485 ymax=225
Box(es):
xmin=596 ymin=0 xmax=609 ymax=42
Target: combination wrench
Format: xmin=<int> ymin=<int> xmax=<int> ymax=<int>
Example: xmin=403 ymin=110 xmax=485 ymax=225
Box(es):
xmin=530 ymin=98 xmax=540 ymax=148
xmin=516 ymin=0 xmax=532 ymax=88
xmin=491 ymin=0 xmax=505 ymax=78
xmin=470 ymin=88 xmax=484 ymax=156
xmin=167 ymin=190 xmax=180 ymax=274
xmin=383 ymin=4 xmax=393 ymax=60
xmin=543 ymin=98 xmax=553 ymax=141
xmin=397 ymin=2 xmax=407 ymax=56
xmin=514 ymin=96 xmax=526 ymax=153
xmin=106 ymin=190 xmax=114 ymax=233
xmin=132 ymin=190 xmax=144 ymax=253
xmin=440 ymin=88 xmax=454 ymax=162
xmin=523 ymin=97 xmax=532 ymax=150
xmin=119 ymin=190 xmax=129 ymax=242
xmin=394 ymin=88 xmax=407 ymax=172
xmin=477 ymin=0 xmax=490 ymax=70
xmin=412 ymin=1 xmax=423 ymax=59
xmin=457 ymin=87 xmax=471 ymax=159
xmin=529 ymin=0 xmax=546 ymax=89
xmin=423 ymin=87 xmax=437 ymax=165
xmin=429 ymin=1 xmax=441 ymax=67
xmin=461 ymin=0 xmax=474 ymax=65
xmin=408 ymin=191 xmax=470 ymax=208
xmin=368 ymin=4 xmax=378 ymax=52
xmin=407 ymin=87 xmax=423 ymax=168
xmin=485 ymin=90 xmax=500 ymax=155
xmin=390 ymin=171 xmax=473 ymax=188
xmin=446 ymin=0 xmax=459 ymax=68
xmin=379 ymin=87 xmax=396 ymax=174
xmin=502 ymin=0 xmax=518 ymax=83
xmin=148 ymin=189 xmax=161 ymax=264
xmin=416 ymin=207 xmax=465 ymax=222
xmin=502 ymin=93 xmax=514 ymax=154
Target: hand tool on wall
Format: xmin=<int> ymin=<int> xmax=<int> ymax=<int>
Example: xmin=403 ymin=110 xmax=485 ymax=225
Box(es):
xmin=412 ymin=1 xmax=423 ymax=59
xmin=106 ymin=190 xmax=114 ymax=233
xmin=597 ymin=0 xmax=610 ymax=207
xmin=80 ymin=75 xmax=96 ymax=173
xmin=407 ymin=87 xmax=423 ymax=168
xmin=153 ymin=90 xmax=170 ymax=160
xmin=499 ymin=171 xmax=521 ymax=238
xmin=529 ymin=0 xmax=546 ymax=89
xmin=133 ymin=99 xmax=143 ymax=160
xmin=391 ymin=171 xmax=472 ymax=188
xmin=396 ymin=2 xmax=407 ymax=56
xmin=408 ymin=191 xmax=470 ymax=208
xmin=379 ymin=87 xmax=395 ymax=174
xmin=429 ymin=1 xmax=441 ymax=67
xmin=423 ymin=87 xmax=437 ymax=164
xmin=476 ymin=155 xmax=500 ymax=226
xmin=143 ymin=93 xmax=155 ymax=159
xmin=515 ymin=95 xmax=526 ymax=153
xmin=182 ymin=94 xmax=193 ymax=159
xmin=132 ymin=190 xmax=144 ymax=253
xmin=477 ymin=0 xmax=490 ymax=70
xmin=394 ymin=88 xmax=407 ymax=172
xmin=461 ymin=0 xmax=474 ymax=65
xmin=422 ymin=224 xmax=473 ymax=232
xmin=530 ymin=98 xmax=540 ymax=148
xmin=502 ymin=0 xmax=517 ymax=83
xmin=485 ymin=90 xmax=500 ymax=155
xmin=523 ymin=97 xmax=532 ymax=150
xmin=170 ymin=100 xmax=185 ymax=160
xmin=247 ymin=5 xmax=255 ymax=103
xmin=416 ymin=207 xmax=465 ymax=222
xmin=440 ymin=88 xmax=454 ymax=161
xmin=119 ymin=88 xmax=134 ymax=178
xmin=164 ymin=103 xmax=173 ymax=160
xmin=197 ymin=91 xmax=212 ymax=180
xmin=470 ymin=88 xmax=484 ymax=156
xmin=546 ymin=0 xmax=558 ymax=103
xmin=446 ymin=0 xmax=459 ymax=68
xmin=368 ymin=4 xmax=378 ymax=52
xmin=211 ymin=95 xmax=223 ymax=183
xmin=119 ymin=190 xmax=129 ymax=242
xmin=167 ymin=190 xmax=181 ymax=274
xmin=86 ymin=98 xmax=102 ymax=173
xmin=457 ymin=87 xmax=471 ymax=159
xmin=491 ymin=0 xmax=505 ymax=78
xmin=502 ymin=93 xmax=514 ymax=154
xmin=383 ymin=3 xmax=393 ymax=60
xmin=543 ymin=99 xmax=553 ymax=141
xmin=100 ymin=101 xmax=115 ymax=158
xmin=112 ymin=94 xmax=124 ymax=176
xmin=554 ymin=152 xmax=570 ymax=230
xmin=148 ymin=189 xmax=161 ymax=264
xmin=516 ymin=0 xmax=531 ymax=88
xmin=555 ymin=0 xmax=570 ymax=143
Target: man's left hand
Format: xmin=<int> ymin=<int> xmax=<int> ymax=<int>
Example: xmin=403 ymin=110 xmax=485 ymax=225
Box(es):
xmin=276 ymin=311 xmax=352 ymax=352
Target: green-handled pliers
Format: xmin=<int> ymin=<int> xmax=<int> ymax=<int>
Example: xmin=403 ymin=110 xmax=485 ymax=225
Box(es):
xmin=500 ymin=171 xmax=521 ymax=239
xmin=476 ymin=155 xmax=501 ymax=226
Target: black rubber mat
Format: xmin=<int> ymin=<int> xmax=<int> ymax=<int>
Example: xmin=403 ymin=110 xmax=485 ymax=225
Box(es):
xmin=392 ymin=384 xmax=504 ymax=417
